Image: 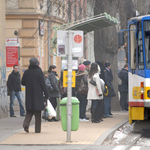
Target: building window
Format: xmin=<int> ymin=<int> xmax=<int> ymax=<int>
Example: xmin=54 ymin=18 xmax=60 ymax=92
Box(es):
xmin=78 ymin=1 xmax=82 ymax=20
xmin=74 ymin=4 xmax=77 ymax=21
xmin=67 ymin=1 xmax=71 ymax=22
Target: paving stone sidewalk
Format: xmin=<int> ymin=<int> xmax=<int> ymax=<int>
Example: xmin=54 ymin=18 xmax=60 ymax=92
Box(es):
xmin=0 ymin=112 xmax=128 ymax=145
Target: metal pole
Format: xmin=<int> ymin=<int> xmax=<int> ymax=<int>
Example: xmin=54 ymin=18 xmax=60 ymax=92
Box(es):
xmin=40 ymin=36 xmax=42 ymax=67
xmin=48 ymin=0 xmax=51 ymax=66
xmin=67 ymin=31 xmax=73 ymax=142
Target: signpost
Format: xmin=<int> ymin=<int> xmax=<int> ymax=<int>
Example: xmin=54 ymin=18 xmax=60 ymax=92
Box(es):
xmin=57 ymin=30 xmax=83 ymax=142
xmin=6 ymin=38 xmax=19 ymax=67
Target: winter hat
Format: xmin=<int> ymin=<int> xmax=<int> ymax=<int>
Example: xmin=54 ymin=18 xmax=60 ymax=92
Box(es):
xmin=79 ymin=64 xmax=86 ymax=71
xmin=83 ymin=60 xmax=91 ymax=66
xmin=29 ymin=57 xmax=39 ymax=66
xmin=105 ymin=62 xmax=110 ymax=67
xmin=43 ymin=71 xmax=49 ymax=75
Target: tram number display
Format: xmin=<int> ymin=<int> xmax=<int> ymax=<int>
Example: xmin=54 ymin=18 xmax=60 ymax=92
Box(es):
xmin=58 ymin=45 xmax=65 ymax=55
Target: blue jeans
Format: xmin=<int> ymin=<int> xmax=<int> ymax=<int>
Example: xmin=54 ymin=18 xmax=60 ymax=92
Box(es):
xmin=76 ymin=93 xmax=87 ymax=119
xmin=104 ymin=96 xmax=112 ymax=116
xmin=10 ymin=91 xmax=25 ymax=116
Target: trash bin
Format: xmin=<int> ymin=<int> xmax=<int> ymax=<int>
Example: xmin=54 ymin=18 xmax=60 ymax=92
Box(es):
xmin=60 ymin=97 xmax=80 ymax=131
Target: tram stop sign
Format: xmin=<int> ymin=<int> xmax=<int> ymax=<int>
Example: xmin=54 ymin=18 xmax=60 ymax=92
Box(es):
xmin=57 ymin=30 xmax=83 ymax=57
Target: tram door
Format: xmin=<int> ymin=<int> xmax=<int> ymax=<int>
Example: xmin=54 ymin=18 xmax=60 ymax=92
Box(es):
xmin=128 ymin=22 xmax=145 ymax=124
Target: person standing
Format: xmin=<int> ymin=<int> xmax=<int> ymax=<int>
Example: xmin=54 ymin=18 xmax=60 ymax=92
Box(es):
xmin=104 ymin=62 xmax=116 ymax=118
xmin=48 ymin=65 xmax=61 ymax=122
xmin=96 ymin=61 xmax=105 ymax=121
xmin=43 ymin=71 xmax=54 ymax=122
xmin=87 ymin=63 xmax=104 ymax=123
xmin=7 ymin=65 xmax=25 ymax=117
xmin=22 ymin=57 xmax=49 ymax=133
xmin=118 ymin=64 xmax=128 ymax=111
xmin=76 ymin=64 xmax=89 ymax=122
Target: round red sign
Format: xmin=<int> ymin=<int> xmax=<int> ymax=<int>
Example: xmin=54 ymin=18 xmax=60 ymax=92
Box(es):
xmin=74 ymin=35 xmax=82 ymax=43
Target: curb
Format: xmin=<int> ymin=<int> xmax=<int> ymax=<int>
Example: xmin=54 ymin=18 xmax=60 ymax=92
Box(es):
xmin=94 ymin=118 xmax=129 ymax=145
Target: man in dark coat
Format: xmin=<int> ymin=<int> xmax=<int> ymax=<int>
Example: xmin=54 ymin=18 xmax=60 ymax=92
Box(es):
xmin=104 ymin=62 xmax=116 ymax=118
xmin=48 ymin=65 xmax=61 ymax=121
xmin=118 ymin=64 xmax=128 ymax=111
xmin=21 ymin=57 xmax=49 ymax=133
xmin=7 ymin=64 xmax=25 ymax=117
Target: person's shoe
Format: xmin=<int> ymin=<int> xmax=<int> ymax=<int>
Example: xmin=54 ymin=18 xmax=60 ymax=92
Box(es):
xmin=102 ymin=115 xmax=107 ymax=118
xmin=23 ymin=125 xmax=29 ymax=133
xmin=46 ymin=118 xmax=53 ymax=122
xmin=109 ymin=113 xmax=113 ymax=115
xmin=10 ymin=115 xmax=16 ymax=117
xmin=99 ymin=119 xmax=103 ymax=122
xmin=21 ymin=114 xmax=26 ymax=117
xmin=106 ymin=115 xmax=113 ymax=118
xmin=52 ymin=117 xmax=59 ymax=122
xmin=123 ymin=109 xmax=128 ymax=112
xmin=93 ymin=120 xmax=100 ymax=123
xmin=85 ymin=117 xmax=89 ymax=120
xmin=79 ymin=118 xmax=83 ymax=122
xmin=82 ymin=118 xmax=89 ymax=122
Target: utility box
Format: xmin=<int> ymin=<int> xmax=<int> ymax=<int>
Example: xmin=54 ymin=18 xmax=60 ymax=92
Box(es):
xmin=60 ymin=97 xmax=80 ymax=131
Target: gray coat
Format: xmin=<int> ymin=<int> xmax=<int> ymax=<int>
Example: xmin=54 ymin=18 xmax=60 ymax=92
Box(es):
xmin=48 ymin=71 xmax=61 ymax=98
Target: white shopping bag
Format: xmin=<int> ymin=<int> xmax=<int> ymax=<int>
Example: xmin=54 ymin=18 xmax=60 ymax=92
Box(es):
xmin=46 ymin=100 xmax=56 ymax=118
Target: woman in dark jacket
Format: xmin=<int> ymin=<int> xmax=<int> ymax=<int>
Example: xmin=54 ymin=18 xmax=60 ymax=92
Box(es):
xmin=76 ymin=64 xmax=88 ymax=122
xmin=21 ymin=57 xmax=49 ymax=133
xmin=104 ymin=62 xmax=115 ymax=118
xmin=48 ymin=65 xmax=61 ymax=121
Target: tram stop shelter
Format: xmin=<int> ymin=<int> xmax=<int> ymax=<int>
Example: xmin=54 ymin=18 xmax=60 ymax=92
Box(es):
xmin=52 ymin=12 xmax=119 ymax=51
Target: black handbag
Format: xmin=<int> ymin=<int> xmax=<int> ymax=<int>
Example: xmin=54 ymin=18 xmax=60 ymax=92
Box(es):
xmin=89 ymin=77 xmax=97 ymax=86
xmin=42 ymin=109 xmax=49 ymax=120
xmin=107 ymin=87 xmax=116 ymax=97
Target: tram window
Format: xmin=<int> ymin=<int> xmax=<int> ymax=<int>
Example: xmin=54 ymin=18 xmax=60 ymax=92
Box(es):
xmin=129 ymin=24 xmax=136 ymax=70
xmin=144 ymin=21 xmax=150 ymax=69
xmin=137 ymin=22 xmax=144 ymax=69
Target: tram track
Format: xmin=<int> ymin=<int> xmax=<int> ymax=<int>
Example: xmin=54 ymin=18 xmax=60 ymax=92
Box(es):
xmin=122 ymin=133 xmax=142 ymax=150
xmin=103 ymin=121 xmax=150 ymax=149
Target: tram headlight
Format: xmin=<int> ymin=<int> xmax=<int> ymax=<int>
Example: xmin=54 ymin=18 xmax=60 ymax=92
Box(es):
xmin=141 ymin=82 xmax=144 ymax=100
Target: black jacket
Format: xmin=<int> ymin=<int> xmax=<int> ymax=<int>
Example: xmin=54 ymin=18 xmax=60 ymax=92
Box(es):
xmin=48 ymin=71 xmax=61 ymax=98
xmin=21 ymin=65 xmax=49 ymax=111
xmin=118 ymin=68 xmax=128 ymax=92
xmin=7 ymin=71 xmax=21 ymax=92
xmin=104 ymin=68 xmax=116 ymax=97
xmin=45 ymin=77 xmax=54 ymax=92
xmin=96 ymin=61 xmax=105 ymax=82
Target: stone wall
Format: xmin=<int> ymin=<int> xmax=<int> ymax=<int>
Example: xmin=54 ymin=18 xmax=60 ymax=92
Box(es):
xmin=0 ymin=0 xmax=7 ymax=119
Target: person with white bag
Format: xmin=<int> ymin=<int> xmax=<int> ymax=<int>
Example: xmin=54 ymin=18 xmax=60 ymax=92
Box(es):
xmin=47 ymin=65 xmax=61 ymax=122
xmin=21 ymin=57 xmax=49 ymax=133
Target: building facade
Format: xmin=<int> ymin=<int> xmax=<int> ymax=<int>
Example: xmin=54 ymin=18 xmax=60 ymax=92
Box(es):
xmin=5 ymin=0 xmax=67 ymax=78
